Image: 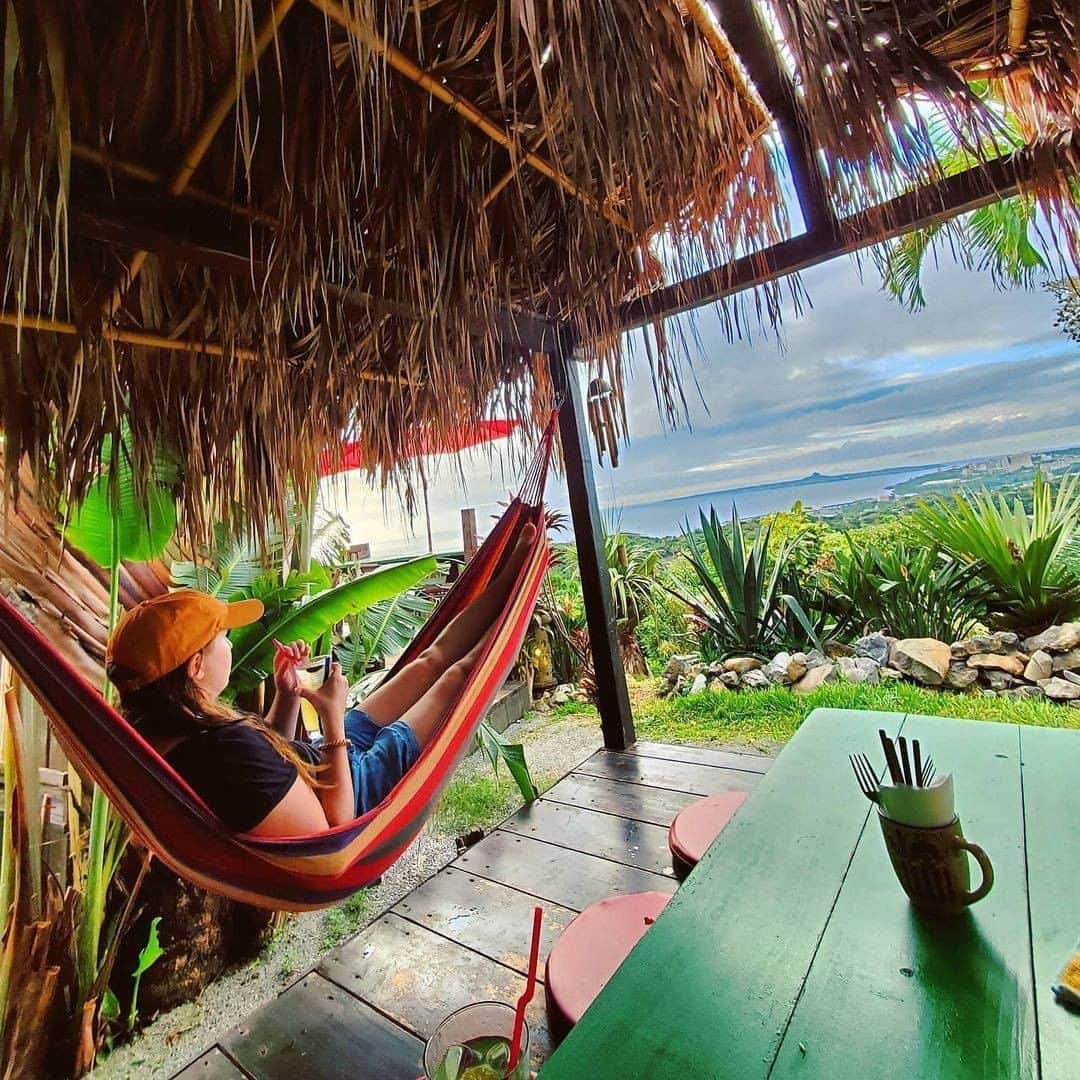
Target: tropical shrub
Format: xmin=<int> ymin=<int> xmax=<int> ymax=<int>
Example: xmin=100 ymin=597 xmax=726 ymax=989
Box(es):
xmin=907 ymin=473 xmax=1080 ymax=634
xmin=827 ymin=540 xmax=986 ymax=641
xmin=668 ymin=506 xmax=799 ymax=659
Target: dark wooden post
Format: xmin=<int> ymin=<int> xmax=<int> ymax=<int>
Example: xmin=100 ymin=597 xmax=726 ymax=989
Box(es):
xmin=551 ymin=344 xmax=636 ymax=750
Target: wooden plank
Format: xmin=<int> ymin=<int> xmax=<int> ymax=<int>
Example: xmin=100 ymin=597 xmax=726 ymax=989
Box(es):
xmin=173 ymin=1047 xmax=251 ymax=1080
xmin=771 ymin=714 xmax=1037 ymax=1079
xmin=395 ymin=867 xmax=578 ymax=975
xmin=575 ymin=751 xmax=763 ymax=796
xmin=542 ymin=772 xmax=699 ymax=827
xmin=221 ymin=971 xmax=423 ymax=1080
xmin=540 ymin=709 xmax=906 ymax=1079
xmin=500 ymin=800 xmax=675 ymax=876
xmin=1019 ymin=724 xmax=1080 ymax=1080
xmin=456 ymin=831 xmax=676 ymax=912
xmin=320 ymin=913 xmax=551 ymax=1070
xmin=627 ymin=741 xmax=772 ymax=772
xmin=552 ymin=348 xmax=635 ymax=750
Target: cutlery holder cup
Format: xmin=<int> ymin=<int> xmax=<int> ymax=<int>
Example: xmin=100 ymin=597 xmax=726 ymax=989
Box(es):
xmin=878 ymin=811 xmax=994 ymax=916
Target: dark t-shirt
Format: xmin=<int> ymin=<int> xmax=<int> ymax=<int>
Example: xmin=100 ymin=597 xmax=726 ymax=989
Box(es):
xmin=166 ymin=723 xmax=320 ymax=833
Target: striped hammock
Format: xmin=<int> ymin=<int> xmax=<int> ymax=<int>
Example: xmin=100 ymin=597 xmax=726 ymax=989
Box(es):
xmin=0 ymin=418 xmax=556 ymax=911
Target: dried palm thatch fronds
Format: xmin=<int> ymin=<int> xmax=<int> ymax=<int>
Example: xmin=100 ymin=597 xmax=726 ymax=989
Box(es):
xmin=1 ymin=0 xmax=784 ymax=540
xmin=765 ymin=1 xmax=1079 ymax=257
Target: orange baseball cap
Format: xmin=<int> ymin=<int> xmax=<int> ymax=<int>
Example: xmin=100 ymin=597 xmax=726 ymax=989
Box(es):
xmin=106 ymin=590 xmax=264 ymax=690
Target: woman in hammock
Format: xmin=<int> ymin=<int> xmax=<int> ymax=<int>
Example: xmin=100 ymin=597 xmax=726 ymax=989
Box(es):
xmin=106 ymin=524 xmax=536 ymax=838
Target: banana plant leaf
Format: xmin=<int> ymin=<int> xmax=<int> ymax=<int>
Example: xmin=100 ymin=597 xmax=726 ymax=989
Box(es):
xmin=64 ymin=430 xmax=179 ymax=566
xmin=475 ymin=721 xmax=538 ymax=804
xmin=229 ymin=557 xmax=437 ymax=693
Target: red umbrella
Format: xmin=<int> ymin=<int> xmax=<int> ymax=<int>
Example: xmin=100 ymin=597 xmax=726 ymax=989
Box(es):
xmin=319 ymin=419 xmax=522 ymax=553
xmin=318 ymin=419 xmax=521 ymax=478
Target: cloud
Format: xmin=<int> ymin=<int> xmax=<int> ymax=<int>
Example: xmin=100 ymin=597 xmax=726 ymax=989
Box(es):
xmin=326 ymin=255 xmax=1080 ymax=555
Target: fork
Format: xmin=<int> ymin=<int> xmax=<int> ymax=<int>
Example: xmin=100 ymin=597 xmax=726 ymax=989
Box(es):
xmin=849 ymin=753 xmax=881 ymax=803
xmin=921 ymin=757 xmax=936 ymax=786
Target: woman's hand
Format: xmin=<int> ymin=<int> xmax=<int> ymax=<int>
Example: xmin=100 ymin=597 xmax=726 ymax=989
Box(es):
xmin=272 ymin=639 xmax=309 ymax=699
xmin=300 ymin=661 xmax=348 ymax=728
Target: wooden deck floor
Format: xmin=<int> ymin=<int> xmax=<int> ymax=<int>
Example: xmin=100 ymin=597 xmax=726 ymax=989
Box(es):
xmin=171 ymin=741 xmax=772 ymax=1080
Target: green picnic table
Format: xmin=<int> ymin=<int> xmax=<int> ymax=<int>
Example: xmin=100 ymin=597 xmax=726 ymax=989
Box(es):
xmin=540 ymin=708 xmax=1080 ymax=1079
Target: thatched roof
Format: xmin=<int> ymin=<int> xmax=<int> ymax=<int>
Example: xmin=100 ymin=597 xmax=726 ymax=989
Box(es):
xmin=1 ymin=0 xmax=1077 ymax=539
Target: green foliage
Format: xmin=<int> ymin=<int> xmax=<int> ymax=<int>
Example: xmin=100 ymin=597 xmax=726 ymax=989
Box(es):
xmin=434 ymin=773 xmax=524 ymax=836
xmin=227 ymin=557 xmax=437 ymax=693
xmin=907 ymin=473 xmax=1080 ymax=632
xmin=170 ymin=523 xmax=283 ymax=598
xmin=335 ymin=590 xmax=435 ymax=683
xmin=634 ymin=680 xmax=1079 ymax=748
xmin=321 ymin=890 xmax=370 ymax=950
xmin=126 ymin=917 xmax=164 ymax=1031
xmin=64 ymin=430 xmax=179 ymax=565
xmin=827 ymin=540 xmax=986 ymax=641
xmin=669 ymin=506 xmax=796 ymax=658
xmin=475 ymin=722 xmax=538 ymax=804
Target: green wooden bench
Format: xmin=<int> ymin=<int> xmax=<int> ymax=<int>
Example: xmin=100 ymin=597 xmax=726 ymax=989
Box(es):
xmin=540 ymin=708 xmax=1080 ymax=1079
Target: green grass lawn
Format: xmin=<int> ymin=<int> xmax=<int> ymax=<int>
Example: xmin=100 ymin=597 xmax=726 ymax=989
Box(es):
xmin=577 ymin=678 xmax=1080 ymax=750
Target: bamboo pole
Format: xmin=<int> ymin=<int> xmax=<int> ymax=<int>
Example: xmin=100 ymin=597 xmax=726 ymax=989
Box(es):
xmin=306 ymin=0 xmax=632 ymax=234
xmin=1008 ymin=0 xmax=1031 ymax=51
xmin=0 ymin=312 xmax=412 ymax=386
xmin=71 ymin=144 xmax=277 ymax=227
xmin=682 ymin=0 xmax=770 ymax=121
xmin=95 ymin=0 xmax=298 ymax=324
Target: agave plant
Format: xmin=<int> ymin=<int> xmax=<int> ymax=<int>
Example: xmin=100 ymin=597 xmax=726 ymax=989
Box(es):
xmin=826 ymin=540 xmax=987 ymax=642
xmin=668 ymin=506 xmax=797 ymax=659
xmin=907 ymin=473 xmax=1080 ymax=634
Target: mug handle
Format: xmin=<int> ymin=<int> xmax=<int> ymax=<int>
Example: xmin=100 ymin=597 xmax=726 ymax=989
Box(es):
xmin=953 ymin=837 xmax=994 ymax=905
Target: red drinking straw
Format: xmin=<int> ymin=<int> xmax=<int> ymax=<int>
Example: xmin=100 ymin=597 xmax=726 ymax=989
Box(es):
xmin=508 ymin=906 xmax=543 ymax=1075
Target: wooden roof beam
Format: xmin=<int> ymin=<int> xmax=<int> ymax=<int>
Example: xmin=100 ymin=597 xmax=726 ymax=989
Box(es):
xmin=617 ymin=149 xmax=1034 ymax=331
xmin=305 ymin=0 xmax=632 ymax=235
xmin=702 ymin=0 xmax=835 ymax=236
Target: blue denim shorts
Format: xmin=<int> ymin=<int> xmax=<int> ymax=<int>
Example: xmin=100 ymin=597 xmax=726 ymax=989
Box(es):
xmin=342 ymin=708 xmax=420 ymax=814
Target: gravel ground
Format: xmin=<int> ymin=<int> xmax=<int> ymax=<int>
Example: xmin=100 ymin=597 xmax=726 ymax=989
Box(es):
xmin=91 ymin=709 xmax=602 ymax=1080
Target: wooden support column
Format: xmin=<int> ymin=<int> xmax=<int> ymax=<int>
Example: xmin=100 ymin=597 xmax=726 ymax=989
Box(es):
xmin=551 ymin=341 xmax=635 ymax=750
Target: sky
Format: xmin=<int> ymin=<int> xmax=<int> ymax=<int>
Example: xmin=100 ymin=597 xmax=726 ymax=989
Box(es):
xmin=322 ymin=253 xmax=1080 ymax=558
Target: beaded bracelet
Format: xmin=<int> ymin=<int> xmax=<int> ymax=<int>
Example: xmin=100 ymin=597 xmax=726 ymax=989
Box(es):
xmin=319 ymin=737 xmax=349 ymax=753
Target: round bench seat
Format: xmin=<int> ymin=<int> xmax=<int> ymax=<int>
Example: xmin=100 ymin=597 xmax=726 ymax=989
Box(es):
xmin=544 ymin=891 xmax=671 ymax=1044
xmin=668 ymin=790 xmax=748 ymax=881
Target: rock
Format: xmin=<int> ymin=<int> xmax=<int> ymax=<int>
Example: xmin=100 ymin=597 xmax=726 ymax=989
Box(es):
xmin=837 ymin=656 xmax=880 ymax=684
xmin=1063 ymin=670 xmax=1080 ymax=688
xmin=723 ymin=657 xmax=763 ymax=675
xmin=793 ymin=662 xmax=836 ymax=695
xmin=951 ymin=631 xmax=1020 ymax=658
xmin=1039 ymin=676 xmax=1080 ymax=701
xmin=945 ymin=662 xmax=980 ymax=690
xmin=689 ymin=673 xmax=708 ymax=694
xmin=980 ymin=688 xmax=999 ymax=697
xmin=662 ymin=655 xmax=698 ymax=679
xmin=966 ymin=653 xmax=1027 ymax=677
xmin=718 ymin=670 xmax=741 ymax=689
xmin=1024 ymin=650 xmax=1054 ymax=683
xmin=704 ymin=661 xmax=727 ymax=678
xmin=550 ymin=683 xmax=575 ymax=705
xmin=763 ymin=651 xmax=794 ymax=684
xmin=804 ymin=649 xmax=829 ymax=669
xmin=1002 ymin=685 xmax=1044 ymax=700
xmin=855 ymin=633 xmax=891 ymax=666
xmin=889 ymin=638 xmax=951 ymax=686
xmin=879 ymin=666 xmax=903 ymax=681
xmin=740 ymin=669 xmax=772 ymax=689
xmin=1023 ymin=623 xmax=1080 ymax=654
xmin=982 ymin=669 xmax=1016 ymax=691
xmin=1052 ymin=648 xmax=1080 ymax=673
xmin=825 ymin=641 xmax=855 ymax=659
xmin=787 ymin=653 xmax=809 ymax=682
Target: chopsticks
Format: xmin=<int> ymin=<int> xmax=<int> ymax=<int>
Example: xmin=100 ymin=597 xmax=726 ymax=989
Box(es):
xmin=878 ymin=729 xmax=903 ymax=784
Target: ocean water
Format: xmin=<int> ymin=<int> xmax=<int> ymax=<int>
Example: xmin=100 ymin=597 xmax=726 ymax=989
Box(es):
xmin=606 ymin=465 xmax=938 ymax=537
